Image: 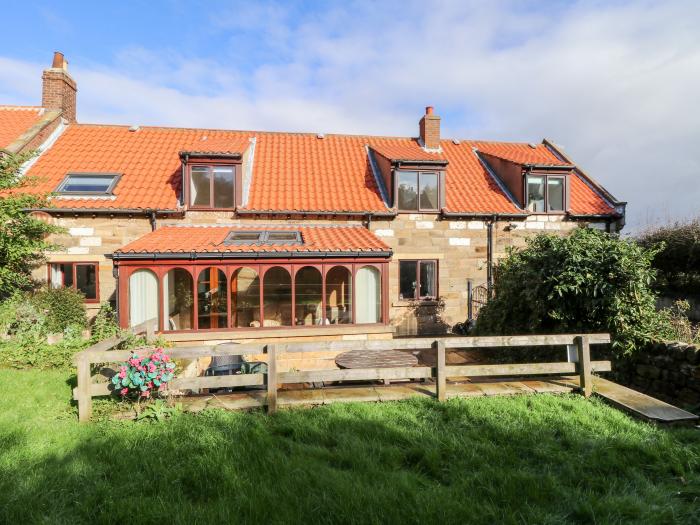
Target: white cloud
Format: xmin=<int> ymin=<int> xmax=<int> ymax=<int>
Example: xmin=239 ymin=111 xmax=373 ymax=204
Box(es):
xmin=1 ymin=0 xmax=698 ymax=231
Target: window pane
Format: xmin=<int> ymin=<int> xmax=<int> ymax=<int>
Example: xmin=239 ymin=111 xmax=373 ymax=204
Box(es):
xmin=326 ymin=266 xmax=352 ymax=324
xmin=50 ymin=263 xmax=72 ymax=288
xmin=129 ymin=269 xmax=158 ymax=328
xmin=397 ymin=171 xmax=418 ymax=210
xmin=266 ymin=231 xmax=301 ymax=243
xmin=399 ymin=261 xmax=417 ymax=300
xmin=190 ymin=167 xmax=211 ymax=207
xmin=419 ymin=261 xmax=437 ymax=298
xmin=547 ymin=177 xmax=565 ymax=212
xmin=197 ymin=268 xmax=228 ymax=329
xmin=294 ymin=266 xmax=323 ymax=326
xmin=419 ymin=172 xmax=439 ymax=210
xmin=263 ymin=267 xmax=292 ymax=327
xmin=62 ymin=263 xmax=74 ymax=288
xmin=213 ymin=167 xmax=235 ymax=208
xmin=76 ymin=264 xmax=97 ymax=300
xmin=163 ymin=268 xmax=194 ymax=331
xmin=356 ymin=266 xmax=381 ymax=323
xmin=61 ymin=175 xmax=115 ymax=193
xmin=232 ymin=267 xmax=260 ymax=328
xmin=527 ymin=176 xmax=545 ymax=212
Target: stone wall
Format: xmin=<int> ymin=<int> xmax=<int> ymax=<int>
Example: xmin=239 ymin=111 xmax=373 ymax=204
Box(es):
xmin=34 ymin=210 xmax=607 ymax=333
xmin=612 ymin=341 xmax=700 ymax=410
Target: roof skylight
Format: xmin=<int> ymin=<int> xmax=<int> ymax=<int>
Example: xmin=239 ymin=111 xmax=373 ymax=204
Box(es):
xmin=56 ymin=173 xmax=120 ymax=195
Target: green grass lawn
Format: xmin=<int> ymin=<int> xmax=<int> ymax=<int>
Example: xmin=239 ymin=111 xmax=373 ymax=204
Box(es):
xmin=1 ymin=368 xmax=699 ymax=524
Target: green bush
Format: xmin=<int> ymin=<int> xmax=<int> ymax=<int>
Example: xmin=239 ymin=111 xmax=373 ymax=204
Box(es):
xmin=473 ymin=228 xmax=668 ymax=354
xmin=31 ymin=287 xmax=87 ymax=334
xmin=637 ymin=219 xmax=700 ymax=294
xmin=90 ymin=302 xmax=120 ymax=343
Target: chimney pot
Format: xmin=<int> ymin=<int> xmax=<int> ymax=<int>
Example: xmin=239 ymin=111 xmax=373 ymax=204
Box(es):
xmin=425 ymin=106 xmax=434 ymax=115
xmin=52 ymin=51 xmax=67 ymax=70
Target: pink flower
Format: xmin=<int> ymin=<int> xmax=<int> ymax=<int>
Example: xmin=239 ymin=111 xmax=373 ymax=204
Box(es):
xmin=118 ymin=370 xmax=126 ymax=379
xmin=148 ymin=363 xmax=156 ymax=373
xmin=120 ymin=387 xmax=129 ymax=396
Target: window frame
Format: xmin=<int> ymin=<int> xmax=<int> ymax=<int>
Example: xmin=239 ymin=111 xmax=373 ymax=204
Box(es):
xmin=187 ymin=163 xmax=237 ymax=210
xmin=524 ymin=173 xmax=568 ymax=214
xmin=395 ymin=170 xmax=441 ymax=212
xmin=398 ymin=259 xmax=439 ymax=301
xmin=47 ymin=261 xmax=100 ymax=303
xmin=55 ymin=173 xmax=121 ymax=196
xmin=222 ymin=230 xmax=303 ymax=246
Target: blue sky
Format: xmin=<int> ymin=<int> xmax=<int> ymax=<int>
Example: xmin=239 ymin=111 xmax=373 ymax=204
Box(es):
xmin=1 ymin=0 xmax=699 ymax=231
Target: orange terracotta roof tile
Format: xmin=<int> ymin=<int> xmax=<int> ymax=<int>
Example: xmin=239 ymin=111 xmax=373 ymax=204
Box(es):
xmin=18 ymin=122 xmax=616 ymax=216
xmin=115 ymin=225 xmax=390 ymax=255
xmin=370 ymin=140 xmax=447 ymax=162
xmin=569 ymin=174 xmax=615 ymax=215
xmin=0 ymin=106 xmax=45 ymax=149
xmin=476 ymin=142 xmax=566 ymax=166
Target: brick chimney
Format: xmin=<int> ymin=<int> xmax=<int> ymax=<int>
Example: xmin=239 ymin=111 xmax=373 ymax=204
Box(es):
xmin=419 ymin=106 xmax=440 ymax=151
xmin=42 ymin=52 xmax=77 ymax=123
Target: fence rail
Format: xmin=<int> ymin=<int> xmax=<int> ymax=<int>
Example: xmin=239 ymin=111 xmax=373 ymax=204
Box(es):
xmin=73 ymin=332 xmax=611 ymax=422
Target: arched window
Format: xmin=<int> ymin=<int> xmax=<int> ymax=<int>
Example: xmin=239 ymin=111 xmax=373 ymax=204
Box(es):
xmin=231 ymin=267 xmax=260 ymax=328
xmin=356 ymin=266 xmax=381 ymax=323
xmin=294 ymin=266 xmax=323 ymax=326
xmin=262 ymin=267 xmax=292 ymax=327
xmin=325 ymin=266 xmax=352 ymax=324
xmin=163 ymin=268 xmax=194 ymax=331
xmin=129 ymin=269 xmax=158 ymax=328
xmin=197 ymin=267 xmax=227 ymax=329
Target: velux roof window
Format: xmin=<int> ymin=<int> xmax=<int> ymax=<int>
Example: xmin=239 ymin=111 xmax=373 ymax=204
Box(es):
xmin=56 ymin=173 xmax=120 ymax=195
xmin=222 ymin=230 xmax=303 ymax=246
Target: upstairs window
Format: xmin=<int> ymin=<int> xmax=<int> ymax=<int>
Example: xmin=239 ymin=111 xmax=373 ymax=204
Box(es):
xmin=526 ymin=174 xmax=566 ymax=213
xmin=189 ymin=165 xmax=235 ymax=209
xmin=56 ymin=173 xmax=120 ymax=195
xmin=49 ymin=262 xmax=98 ymax=302
xmin=397 ymin=171 xmax=439 ymax=211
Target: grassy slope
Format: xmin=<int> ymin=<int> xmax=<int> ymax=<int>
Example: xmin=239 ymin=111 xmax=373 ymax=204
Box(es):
xmin=0 ymin=369 xmax=699 ymax=525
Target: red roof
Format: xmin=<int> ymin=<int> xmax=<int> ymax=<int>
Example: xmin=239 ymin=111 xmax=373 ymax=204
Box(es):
xmin=0 ymin=106 xmax=45 ymax=149
xmin=18 ymin=122 xmax=616 ymax=216
xmin=115 ymin=225 xmax=390 ymax=255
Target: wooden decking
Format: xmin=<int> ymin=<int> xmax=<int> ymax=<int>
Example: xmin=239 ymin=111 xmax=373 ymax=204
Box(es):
xmin=178 ymin=378 xmax=575 ymax=413
xmin=562 ymin=375 xmax=699 ymax=425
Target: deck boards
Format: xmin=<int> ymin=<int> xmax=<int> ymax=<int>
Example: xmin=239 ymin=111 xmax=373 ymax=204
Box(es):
xmin=560 ymin=376 xmax=699 ymax=424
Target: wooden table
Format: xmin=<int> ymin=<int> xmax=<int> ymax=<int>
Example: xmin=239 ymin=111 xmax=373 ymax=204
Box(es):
xmin=335 ymin=349 xmax=418 ymax=378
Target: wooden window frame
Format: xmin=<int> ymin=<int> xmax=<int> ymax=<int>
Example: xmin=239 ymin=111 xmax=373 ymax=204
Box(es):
xmin=186 ymin=163 xmax=238 ymax=211
xmin=118 ymin=259 xmax=389 ymax=332
xmin=524 ymin=173 xmax=568 ymax=214
xmin=47 ymin=262 xmax=100 ymax=303
xmin=394 ymin=170 xmax=441 ymax=213
xmin=398 ymin=259 xmax=439 ymax=301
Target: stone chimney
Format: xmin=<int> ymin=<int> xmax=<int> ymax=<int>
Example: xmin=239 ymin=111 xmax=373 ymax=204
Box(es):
xmin=42 ymin=52 xmax=77 ymax=123
xmin=419 ymin=106 xmax=440 ymax=151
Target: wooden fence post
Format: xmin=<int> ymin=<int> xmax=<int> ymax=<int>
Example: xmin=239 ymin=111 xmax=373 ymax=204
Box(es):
xmin=76 ymin=353 xmax=92 ymax=422
xmin=434 ymin=340 xmax=446 ymax=402
xmin=267 ymin=344 xmax=278 ymax=413
xmin=575 ymin=335 xmax=592 ymax=398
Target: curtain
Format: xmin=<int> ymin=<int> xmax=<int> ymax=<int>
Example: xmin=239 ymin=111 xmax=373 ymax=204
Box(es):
xmin=162 ymin=271 xmax=171 ymax=329
xmin=50 ymin=264 xmax=62 ymax=289
xmin=129 ymin=270 xmax=158 ymax=327
xmin=356 ymin=266 xmax=381 ymax=323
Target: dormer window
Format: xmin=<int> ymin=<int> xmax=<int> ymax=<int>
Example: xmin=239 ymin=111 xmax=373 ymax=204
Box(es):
xmin=56 ymin=173 xmax=120 ymax=195
xmin=189 ymin=165 xmax=235 ymax=209
xmin=396 ymin=170 xmax=440 ymax=211
xmin=526 ymin=174 xmax=566 ymax=213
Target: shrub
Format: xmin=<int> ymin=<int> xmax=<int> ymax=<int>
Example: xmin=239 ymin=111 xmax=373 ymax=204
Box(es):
xmin=112 ymin=348 xmax=176 ymax=399
xmin=637 ymin=219 xmax=700 ymax=294
xmin=473 ymin=227 xmax=668 ymax=354
xmin=90 ymin=302 xmax=120 ymax=342
xmin=31 ymin=287 xmax=87 ymax=334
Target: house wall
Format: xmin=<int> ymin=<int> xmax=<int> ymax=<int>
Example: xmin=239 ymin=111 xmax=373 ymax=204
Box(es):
xmin=33 ymin=211 xmax=608 ymax=332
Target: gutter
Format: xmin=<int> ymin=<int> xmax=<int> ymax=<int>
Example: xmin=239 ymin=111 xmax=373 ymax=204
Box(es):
xmin=25 ymin=207 xmax=184 ymax=216
xmin=440 ymin=210 xmax=528 ymax=220
xmin=109 ymin=250 xmax=393 ymax=261
xmin=235 ymin=209 xmax=398 ymax=219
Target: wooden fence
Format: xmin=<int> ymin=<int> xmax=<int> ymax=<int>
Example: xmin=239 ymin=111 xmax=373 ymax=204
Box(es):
xmin=73 ymin=332 xmax=611 ymax=422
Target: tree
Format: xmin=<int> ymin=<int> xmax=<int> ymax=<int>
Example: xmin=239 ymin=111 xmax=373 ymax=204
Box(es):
xmin=473 ymin=227 xmax=667 ymax=354
xmin=0 ymin=152 xmax=62 ymax=300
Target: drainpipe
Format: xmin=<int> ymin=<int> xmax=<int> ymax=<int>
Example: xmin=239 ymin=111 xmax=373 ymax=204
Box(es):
xmin=149 ymin=210 xmax=157 ymax=231
xmin=486 ymin=216 xmax=495 ymax=297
